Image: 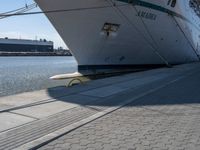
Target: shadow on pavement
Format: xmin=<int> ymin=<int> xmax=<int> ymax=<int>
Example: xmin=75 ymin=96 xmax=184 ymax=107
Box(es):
xmin=47 ymin=72 xmax=200 ymax=107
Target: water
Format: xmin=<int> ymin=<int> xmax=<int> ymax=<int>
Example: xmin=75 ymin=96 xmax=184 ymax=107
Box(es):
xmin=0 ymin=56 xmax=77 ymax=97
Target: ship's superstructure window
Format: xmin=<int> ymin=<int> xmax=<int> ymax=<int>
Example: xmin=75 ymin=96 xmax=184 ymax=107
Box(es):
xmin=167 ymin=0 xmax=172 ymax=5
xmin=167 ymin=0 xmax=176 ymax=7
xmin=190 ymin=0 xmax=200 ymax=17
xmin=171 ymin=0 xmax=176 ymax=7
xmin=127 ymin=0 xmax=132 ymax=3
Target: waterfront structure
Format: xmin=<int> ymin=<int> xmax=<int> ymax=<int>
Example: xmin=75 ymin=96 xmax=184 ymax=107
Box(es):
xmin=54 ymin=47 xmax=72 ymax=56
xmin=35 ymin=0 xmax=200 ymax=71
xmin=0 ymin=38 xmax=54 ymax=53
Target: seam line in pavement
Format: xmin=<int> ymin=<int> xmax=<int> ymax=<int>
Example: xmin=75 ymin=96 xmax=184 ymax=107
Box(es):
xmin=9 ymin=112 xmax=39 ymax=120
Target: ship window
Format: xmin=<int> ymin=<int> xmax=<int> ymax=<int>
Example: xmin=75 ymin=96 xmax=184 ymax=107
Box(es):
xmin=189 ymin=0 xmax=200 ymax=18
xmin=167 ymin=0 xmax=172 ymax=5
xmin=171 ymin=0 xmax=176 ymax=7
xmin=128 ymin=0 xmax=133 ymax=4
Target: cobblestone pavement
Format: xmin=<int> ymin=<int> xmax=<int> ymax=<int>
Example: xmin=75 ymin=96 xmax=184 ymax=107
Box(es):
xmin=38 ymin=105 xmax=200 ymax=150
xmin=37 ymin=71 xmax=200 ymax=150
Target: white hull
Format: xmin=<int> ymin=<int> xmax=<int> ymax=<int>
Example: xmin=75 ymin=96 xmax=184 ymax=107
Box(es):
xmin=35 ymin=0 xmax=200 ymax=71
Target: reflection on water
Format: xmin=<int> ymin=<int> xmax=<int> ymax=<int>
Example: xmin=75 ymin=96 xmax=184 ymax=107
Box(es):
xmin=0 ymin=56 xmax=77 ymax=97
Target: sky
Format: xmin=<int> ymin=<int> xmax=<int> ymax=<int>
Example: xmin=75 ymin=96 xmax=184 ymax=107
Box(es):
xmin=0 ymin=0 xmax=67 ymax=48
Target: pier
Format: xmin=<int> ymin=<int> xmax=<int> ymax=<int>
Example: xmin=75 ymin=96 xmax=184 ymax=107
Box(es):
xmin=0 ymin=63 xmax=200 ymax=150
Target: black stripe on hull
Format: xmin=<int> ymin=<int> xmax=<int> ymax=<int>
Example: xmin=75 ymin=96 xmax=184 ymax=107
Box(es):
xmin=78 ymin=64 xmax=169 ymax=73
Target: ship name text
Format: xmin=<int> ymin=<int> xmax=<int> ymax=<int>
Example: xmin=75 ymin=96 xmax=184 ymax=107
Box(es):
xmin=137 ymin=11 xmax=157 ymax=20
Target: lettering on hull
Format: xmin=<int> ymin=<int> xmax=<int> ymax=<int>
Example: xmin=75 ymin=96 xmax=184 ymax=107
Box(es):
xmin=137 ymin=10 xmax=157 ymax=20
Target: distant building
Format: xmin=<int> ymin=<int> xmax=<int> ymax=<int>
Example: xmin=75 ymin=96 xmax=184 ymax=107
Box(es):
xmin=0 ymin=38 xmax=54 ymax=53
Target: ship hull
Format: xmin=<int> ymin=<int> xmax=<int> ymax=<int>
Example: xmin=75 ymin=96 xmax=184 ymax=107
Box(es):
xmin=35 ymin=0 xmax=200 ymax=72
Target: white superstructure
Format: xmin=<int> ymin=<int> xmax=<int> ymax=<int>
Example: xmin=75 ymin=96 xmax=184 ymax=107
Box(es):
xmin=35 ymin=0 xmax=200 ymax=71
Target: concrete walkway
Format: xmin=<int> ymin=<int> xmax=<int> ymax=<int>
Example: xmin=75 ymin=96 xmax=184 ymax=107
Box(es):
xmin=0 ymin=63 xmax=200 ymax=150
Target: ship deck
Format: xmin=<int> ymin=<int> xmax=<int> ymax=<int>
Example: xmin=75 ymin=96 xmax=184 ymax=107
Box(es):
xmin=0 ymin=62 xmax=200 ymax=150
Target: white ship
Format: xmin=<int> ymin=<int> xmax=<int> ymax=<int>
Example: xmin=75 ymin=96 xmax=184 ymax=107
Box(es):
xmin=35 ymin=0 xmax=200 ymax=72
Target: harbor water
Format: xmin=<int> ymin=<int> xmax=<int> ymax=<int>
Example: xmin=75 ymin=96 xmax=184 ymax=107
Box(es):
xmin=0 ymin=56 xmax=77 ymax=97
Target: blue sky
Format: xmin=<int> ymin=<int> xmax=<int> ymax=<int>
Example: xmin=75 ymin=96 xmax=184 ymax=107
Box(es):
xmin=0 ymin=0 xmax=67 ymax=48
